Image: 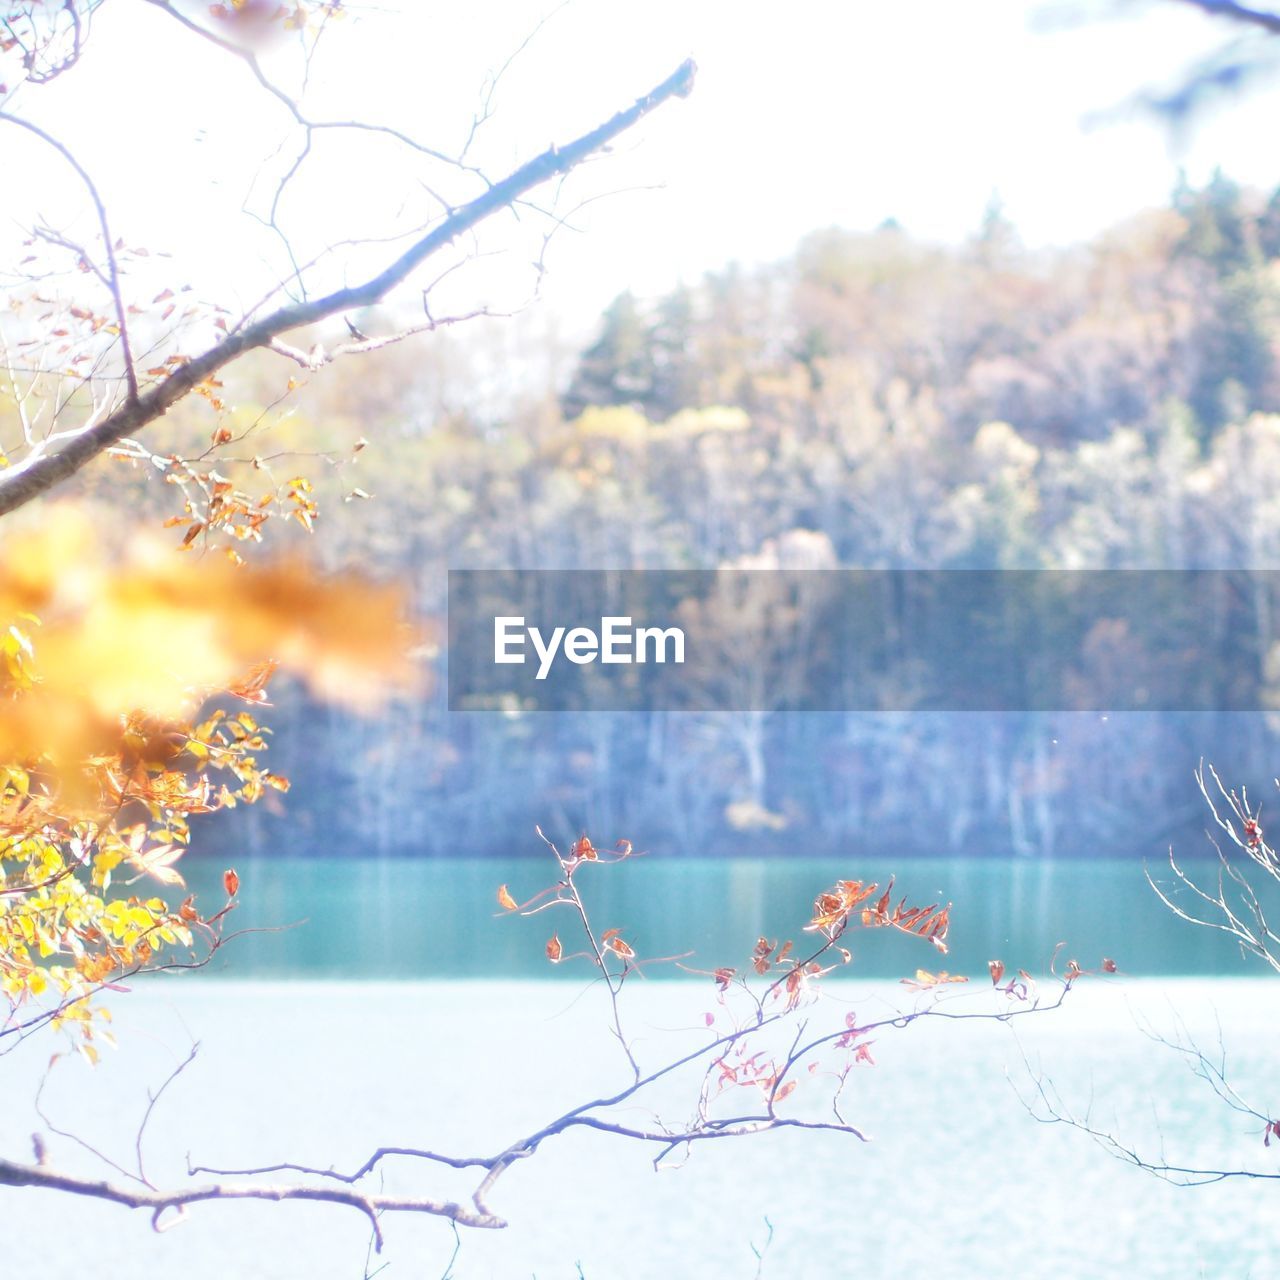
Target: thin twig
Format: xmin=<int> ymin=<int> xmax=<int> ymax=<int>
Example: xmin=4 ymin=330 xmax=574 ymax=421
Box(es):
xmin=0 ymin=57 xmax=697 ymax=516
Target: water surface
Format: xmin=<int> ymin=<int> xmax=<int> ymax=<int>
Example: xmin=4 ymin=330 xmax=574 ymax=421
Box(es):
xmin=3 ymin=978 xmax=1278 ymax=1279
xmin=178 ymin=855 xmax=1263 ymax=979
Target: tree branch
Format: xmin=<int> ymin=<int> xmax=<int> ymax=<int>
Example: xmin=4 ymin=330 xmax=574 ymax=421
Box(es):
xmin=0 ymin=56 xmax=697 ymax=518
xmin=141 ymin=0 xmax=472 ymax=174
xmin=1175 ymin=0 xmax=1280 ymax=33
xmin=0 ymin=1156 xmax=505 ymax=1247
xmin=0 ymin=112 xmax=138 ymax=401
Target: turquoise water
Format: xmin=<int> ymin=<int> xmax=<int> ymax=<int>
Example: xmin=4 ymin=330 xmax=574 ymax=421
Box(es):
xmin=177 ymin=855 xmax=1263 ymax=980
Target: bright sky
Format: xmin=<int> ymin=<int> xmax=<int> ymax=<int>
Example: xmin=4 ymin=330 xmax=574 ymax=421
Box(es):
xmin=6 ymin=0 xmax=1280 ymax=334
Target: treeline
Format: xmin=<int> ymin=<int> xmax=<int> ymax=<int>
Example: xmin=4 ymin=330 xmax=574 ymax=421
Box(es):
xmin=165 ymin=173 xmax=1280 ymax=858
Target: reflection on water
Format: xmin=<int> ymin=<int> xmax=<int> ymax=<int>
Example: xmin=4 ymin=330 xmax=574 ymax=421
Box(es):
xmin=177 ymin=855 xmax=1261 ymax=979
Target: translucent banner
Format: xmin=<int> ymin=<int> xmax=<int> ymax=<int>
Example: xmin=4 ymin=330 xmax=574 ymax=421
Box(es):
xmin=446 ymin=569 xmax=1280 ymax=712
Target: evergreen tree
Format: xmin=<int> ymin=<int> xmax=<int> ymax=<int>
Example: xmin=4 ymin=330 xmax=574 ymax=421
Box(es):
xmin=1257 ymin=184 xmax=1280 ymax=260
xmin=1174 ymin=168 xmax=1253 ymax=276
xmin=1174 ymin=171 xmax=1273 ymax=430
xmin=647 ymin=284 xmax=701 ymax=419
xmin=562 ymin=291 xmax=656 ymax=419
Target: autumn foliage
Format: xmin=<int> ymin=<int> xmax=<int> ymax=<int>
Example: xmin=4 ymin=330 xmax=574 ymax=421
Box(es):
xmin=494 ymin=830 xmax=1099 ymax=1136
xmin=0 ymin=504 xmax=412 ymax=1049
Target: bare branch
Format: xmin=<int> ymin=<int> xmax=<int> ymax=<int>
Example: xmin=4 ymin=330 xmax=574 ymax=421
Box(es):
xmin=0 ymin=112 xmax=138 ymax=401
xmin=0 ymin=1156 xmax=505 ymax=1245
xmin=1175 ymin=0 xmax=1280 ymax=34
xmin=2 ymin=817 xmax=1085 ymax=1253
xmin=142 ymin=0 xmax=474 ymax=173
xmin=1036 ymin=761 xmax=1280 ymax=1187
xmin=1017 ymin=1045 xmax=1280 ymax=1187
xmin=0 ymin=57 xmax=697 ymax=517
xmin=266 ymin=308 xmax=498 ymax=371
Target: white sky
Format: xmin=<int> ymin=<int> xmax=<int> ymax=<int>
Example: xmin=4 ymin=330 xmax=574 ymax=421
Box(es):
xmin=5 ymin=0 xmax=1280 ymax=334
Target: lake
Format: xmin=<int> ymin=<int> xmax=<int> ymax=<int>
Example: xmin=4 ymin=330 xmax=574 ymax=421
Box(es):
xmin=3 ymin=857 xmax=1279 ymax=1278
xmin=177 ymin=854 xmax=1269 ymax=979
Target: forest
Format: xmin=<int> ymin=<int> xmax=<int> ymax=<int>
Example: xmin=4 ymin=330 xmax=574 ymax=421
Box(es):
xmin=60 ymin=170 xmax=1280 ymax=861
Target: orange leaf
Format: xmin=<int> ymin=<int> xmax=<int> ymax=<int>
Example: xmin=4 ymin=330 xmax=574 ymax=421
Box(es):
xmin=497 ymin=884 xmax=517 ymax=912
xmin=545 ymin=934 xmax=562 ymax=963
xmin=989 ymin=959 xmax=1005 ymax=985
xmin=223 ymin=867 xmax=239 ymax=897
xmin=226 ymin=660 xmax=279 ymax=703
xmin=901 ymin=969 xmax=967 ymax=991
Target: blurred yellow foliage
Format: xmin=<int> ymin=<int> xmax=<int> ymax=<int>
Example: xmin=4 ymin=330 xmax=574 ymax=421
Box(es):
xmin=0 ymin=504 xmax=418 ymax=767
xmin=0 ymin=503 xmax=418 ymax=1039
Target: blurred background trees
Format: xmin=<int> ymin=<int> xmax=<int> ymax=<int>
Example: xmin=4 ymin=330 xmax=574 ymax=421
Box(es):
xmin=81 ymin=173 xmax=1280 ymax=863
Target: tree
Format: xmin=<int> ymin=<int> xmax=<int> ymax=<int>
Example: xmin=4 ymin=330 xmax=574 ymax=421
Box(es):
xmin=1024 ymin=763 xmax=1280 ymax=1187
xmin=0 ymin=0 xmax=728 ymax=1257
xmin=1175 ymin=168 xmax=1253 ymax=277
xmin=9 ymin=0 xmax=1274 ymax=1266
xmin=561 ymin=291 xmax=657 ymax=420
xmin=0 ymin=7 xmax=1086 ymax=1271
xmin=3 ymin=825 xmax=1089 ymax=1251
xmin=962 ymin=0 xmax=1280 ymax=1209
xmin=1256 ymin=183 xmax=1280 ymax=259
xmin=0 ymin=4 xmax=696 ymax=516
